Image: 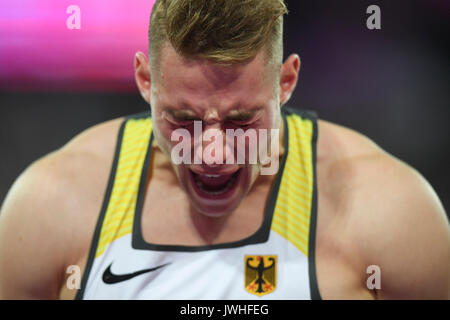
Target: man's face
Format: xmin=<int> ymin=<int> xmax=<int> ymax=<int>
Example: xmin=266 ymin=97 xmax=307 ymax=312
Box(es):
xmin=150 ymin=44 xmax=282 ymax=217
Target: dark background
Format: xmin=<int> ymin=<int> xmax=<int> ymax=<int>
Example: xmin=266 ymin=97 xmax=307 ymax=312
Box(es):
xmin=0 ymin=0 xmax=449 ymax=216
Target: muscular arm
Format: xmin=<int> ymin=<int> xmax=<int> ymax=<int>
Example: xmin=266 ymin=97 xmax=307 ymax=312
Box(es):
xmin=0 ymin=154 xmax=71 ymax=299
xmin=0 ymin=117 xmax=122 ymax=299
xmin=350 ymin=155 xmax=450 ymax=299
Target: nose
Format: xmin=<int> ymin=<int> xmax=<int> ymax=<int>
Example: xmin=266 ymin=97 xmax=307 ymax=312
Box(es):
xmin=194 ymin=123 xmax=234 ymax=166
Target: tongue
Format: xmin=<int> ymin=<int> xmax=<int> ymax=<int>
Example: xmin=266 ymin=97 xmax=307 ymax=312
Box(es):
xmin=196 ymin=172 xmax=234 ymax=189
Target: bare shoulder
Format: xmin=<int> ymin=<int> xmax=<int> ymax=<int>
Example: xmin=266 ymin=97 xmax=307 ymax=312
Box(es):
xmin=316 ymin=119 xmax=450 ymax=299
xmin=0 ymin=116 xmax=125 ymax=299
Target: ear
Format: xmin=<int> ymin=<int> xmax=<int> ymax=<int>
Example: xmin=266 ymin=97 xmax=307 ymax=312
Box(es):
xmin=279 ymin=54 xmax=300 ymax=105
xmin=134 ymin=52 xmax=151 ymax=104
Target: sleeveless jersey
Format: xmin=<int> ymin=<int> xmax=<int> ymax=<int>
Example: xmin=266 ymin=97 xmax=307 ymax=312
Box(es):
xmin=75 ymin=107 xmax=321 ymax=300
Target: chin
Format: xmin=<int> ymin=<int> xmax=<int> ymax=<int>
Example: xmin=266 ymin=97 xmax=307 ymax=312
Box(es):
xmin=178 ymin=165 xmax=253 ymax=218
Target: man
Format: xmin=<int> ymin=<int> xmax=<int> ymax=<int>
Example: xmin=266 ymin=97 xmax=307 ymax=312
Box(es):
xmin=0 ymin=0 xmax=448 ymax=300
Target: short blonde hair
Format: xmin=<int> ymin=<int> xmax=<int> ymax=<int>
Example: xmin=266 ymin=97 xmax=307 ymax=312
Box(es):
xmin=149 ymin=0 xmax=288 ymax=71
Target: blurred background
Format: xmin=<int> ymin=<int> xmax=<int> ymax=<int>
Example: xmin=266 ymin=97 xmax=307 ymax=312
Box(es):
xmin=0 ymin=0 xmax=449 ymax=216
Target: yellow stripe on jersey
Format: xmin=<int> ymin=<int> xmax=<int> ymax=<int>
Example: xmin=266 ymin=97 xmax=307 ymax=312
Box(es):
xmin=271 ymin=113 xmax=315 ymax=257
xmin=95 ymin=118 xmax=152 ymax=258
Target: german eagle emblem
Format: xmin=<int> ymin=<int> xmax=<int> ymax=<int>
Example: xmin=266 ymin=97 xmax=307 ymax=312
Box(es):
xmin=245 ymin=255 xmax=277 ymax=297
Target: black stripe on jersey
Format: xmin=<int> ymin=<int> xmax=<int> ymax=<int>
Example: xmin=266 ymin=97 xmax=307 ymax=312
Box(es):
xmin=308 ymin=110 xmax=322 ymax=300
xmin=74 ymin=116 xmax=129 ymax=300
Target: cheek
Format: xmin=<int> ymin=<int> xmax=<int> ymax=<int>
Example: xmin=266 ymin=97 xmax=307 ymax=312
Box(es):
xmin=257 ymin=109 xmax=280 ymax=132
xmin=268 ymin=111 xmax=282 ymax=144
xmin=153 ymin=118 xmax=195 ymax=164
xmin=154 ymin=112 xmax=178 ymax=143
xmin=268 ymin=105 xmax=281 ymax=128
xmin=254 ymin=110 xmax=280 ymax=158
xmin=256 ymin=102 xmax=280 ymax=129
xmin=153 ymin=118 xmax=175 ymax=154
xmin=158 ymin=123 xmax=174 ymax=141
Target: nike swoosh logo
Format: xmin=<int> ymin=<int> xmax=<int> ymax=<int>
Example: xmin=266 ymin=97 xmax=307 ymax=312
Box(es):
xmin=102 ymin=262 xmax=171 ymax=284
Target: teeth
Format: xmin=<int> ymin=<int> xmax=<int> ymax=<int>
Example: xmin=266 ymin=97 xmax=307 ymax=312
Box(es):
xmin=203 ymin=174 xmax=221 ymax=178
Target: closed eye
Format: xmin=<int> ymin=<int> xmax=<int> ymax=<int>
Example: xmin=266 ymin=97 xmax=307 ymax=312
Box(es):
xmin=225 ymin=108 xmax=263 ymax=126
xmin=227 ymin=120 xmax=256 ymax=128
xmin=167 ymin=118 xmax=199 ymax=127
xmin=165 ymin=111 xmax=201 ymax=126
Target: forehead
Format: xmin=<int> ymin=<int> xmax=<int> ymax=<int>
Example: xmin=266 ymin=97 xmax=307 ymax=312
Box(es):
xmin=154 ymin=44 xmax=275 ymax=110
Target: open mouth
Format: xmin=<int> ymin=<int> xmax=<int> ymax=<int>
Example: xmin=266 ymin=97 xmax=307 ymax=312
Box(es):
xmin=190 ymin=168 xmax=242 ymax=197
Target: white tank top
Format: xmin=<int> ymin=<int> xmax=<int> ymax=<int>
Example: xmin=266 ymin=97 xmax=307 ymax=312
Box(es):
xmin=75 ymin=107 xmax=321 ymax=300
